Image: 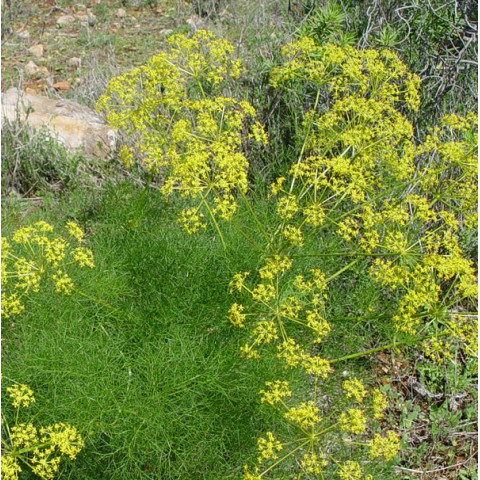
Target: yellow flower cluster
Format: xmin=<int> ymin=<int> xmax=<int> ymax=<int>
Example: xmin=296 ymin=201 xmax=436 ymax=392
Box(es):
xmin=369 ymin=431 xmax=400 ymax=461
xmin=301 ymin=451 xmax=328 ymax=474
xmin=97 ymin=31 xmax=266 ymax=233
xmin=343 ymin=379 xmax=367 ymax=403
xmin=229 ymin=261 xmax=332 ymax=371
xmin=256 ymin=432 xmax=283 ymax=464
xmin=7 ymin=383 xmax=35 ymax=408
xmin=338 ymin=460 xmax=372 ymax=480
xmin=246 ymin=377 xmax=391 ymax=478
xmin=1 ymin=454 xmax=22 ymax=480
xmin=259 ymin=380 xmax=292 ymax=406
xmin=271 ymin=40 xmax=419 ymax=110
xmin=284 ymin=401 xmax=322 ymax=430
xmin=339 ymin=408 xmax=367 ymax=434
xmin=2 ymin=221 xmax=94 ymax=318
xmin=2 ymin=384 xmax=84 ymax=480
xmin=372 ymin=388 xmax=388 ymax=419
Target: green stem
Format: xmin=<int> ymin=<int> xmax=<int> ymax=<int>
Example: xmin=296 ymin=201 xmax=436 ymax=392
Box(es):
xmin=199 ymin=192 xmax=227 ymax=250
xmin=292 ymin=252 xmax=401 ymax=258
xmin=229 ymin=218 xmax=264 ymax=253
xmin=330 ymin=332 xmax=449 ymax=364
xmin=12 ymin=441 xmax=53 ymax=456
xmin=239 ymin=190 xmax=270 ymax=243
xmin=288 ymin=88 xmax=321 ymax=196
xmin=326 ymin=258 xmax=360 ymax=283
xmin=259 ymin=438 xmax=311 ymax=477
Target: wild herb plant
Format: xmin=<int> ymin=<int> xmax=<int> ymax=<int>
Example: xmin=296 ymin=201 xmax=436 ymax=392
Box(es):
xmin=96 ymin=30 xmax=267 ymax=241
xmin=97 ymin=30 xmax=477 ymax=478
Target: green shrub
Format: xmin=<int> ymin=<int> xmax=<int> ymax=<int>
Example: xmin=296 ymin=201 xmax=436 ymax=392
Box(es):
xmin=1 ymin=120 xmax=84 ymax=197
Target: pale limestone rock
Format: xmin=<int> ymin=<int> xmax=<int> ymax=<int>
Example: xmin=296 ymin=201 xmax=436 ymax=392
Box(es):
xmin=1 ymin=88 xmax=117 ymax=158
xmin=16 ymin=29 xmax=30 ymax=40
xmin=24 ymin=61 xmax=39 ymax=76
xmin=116 ymin=8 xmax=126 ymax=17
xmin=28 ymin=44 xmax=44 ymax=59
xmin=75 ymin=12 xmax=97 ymax=25
xmin=37 ymin=66 xmax=51 ymax=76
xmin=56 ymin=15 xmax=76 ymax=26
xmin=67 ymin=57 xmax=82 ymax=68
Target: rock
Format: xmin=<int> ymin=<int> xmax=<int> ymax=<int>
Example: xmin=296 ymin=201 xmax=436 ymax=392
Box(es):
xmin=87 ymin=14 xmax=97 ymax=26
xmin=67 ymin=57 xmax=82 ymax=68
xmin=75 ymin=12 xmax=97 ymax=26
xmin=116 ymin=8 xmax=126 ymax=18
xmin=37 ymin=67 xmax=50 ymax=76
xmin=1 ymin=88 xmax=117 ymax=158
xmin=24 ymin=61 xmax=39 ymax=76
xmin=56 ymin=15 xmax=76 ymax=26
xmin=16 ymin=29 xmax=30 ymax=40
xmin=28 ymin=44 xmax=44 ymax=59
xmin=52 ymin=81 xmax=71 ymax=91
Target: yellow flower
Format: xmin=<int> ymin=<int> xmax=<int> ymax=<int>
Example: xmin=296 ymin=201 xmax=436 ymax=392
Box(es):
xmin=7 ymin=384 xmax=35 ymax=408
xmin=276 ymin=338 xmax=304 ymax=367
xmin=51 ymin=271 xmax=74 ymax=295
xmin=301 ymin=354 xmax=332 ymax=378
xmin=34 ymin=221 xmax=54 ymax=233
xmin=229 ymin=272 xmax=249 ymax=293
xmin=72 ymin=247 xmax=95 ymax=268
xmin=40 ymin=423 xmax=85 ymax=460
xmin=240 ymin=344 xmax=260 ymax=359
xmin=258 ymin=255 xmax=292 ymax=280
xmin=369 ymin=430 xmax=400 ymax=460
xmin=259 ymin=380 xmax=292 ymax=406
xmin=338 ymin=460 xmax=363 ymax=480
xmin=301 ymin=451 xmax=327 ymax=474
xmin=65 ymin=221 xmax=84 ymax=243
xmin=250 ymin=121 xmax=268 ymax=145
xmin=251 ymin=283 xmax=276 ymax=303
xmin=178 ymin=208 xmax=206 ymax=234
xmin=10 ymin=423 xmax=39 ymax=448
xmin=339 ymin=408 xmax=366 ymax=434
xmin=228 ymin=303 xmax=247 ymax=328
xmin=253 ymin=321 xmax=278 ymax=344
xmin=372 ymin=389 xmax=387 ymax=419
xmin=257 ymin=431 xmax=283 ymax=463
xmin=277 ymin=195 xmax=299 ymax=220
xmin=284 ymin=401 xmax=321 ymax=429
xmin=303 ymin=203 xmax=325 ymax=227
xmin=269 ymin=176 xmax=286 ymax=197
xmin=30 ymin=454 xmax=61 ymax=479
xmin=2 ymin=293 xmax=25 ymax=318
xmin=282 ymin=225 xmax=304 ymax=247
xmin=306 ymin=310 xmax=331 ymax=343
xmin=1 ymin=454 xmax=22 ymax=480
xmin=14 ymin=258 xmax=41 ymax=293
xmin=343 ymin=379 xmax=367 ymax=403
xmin=44 ymin=239 xmax=67 ymax=267
xmin=242 ymin=465 xmax=261 ymax=479
xmin=12 ymin=226 xmax=36 ymax=244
